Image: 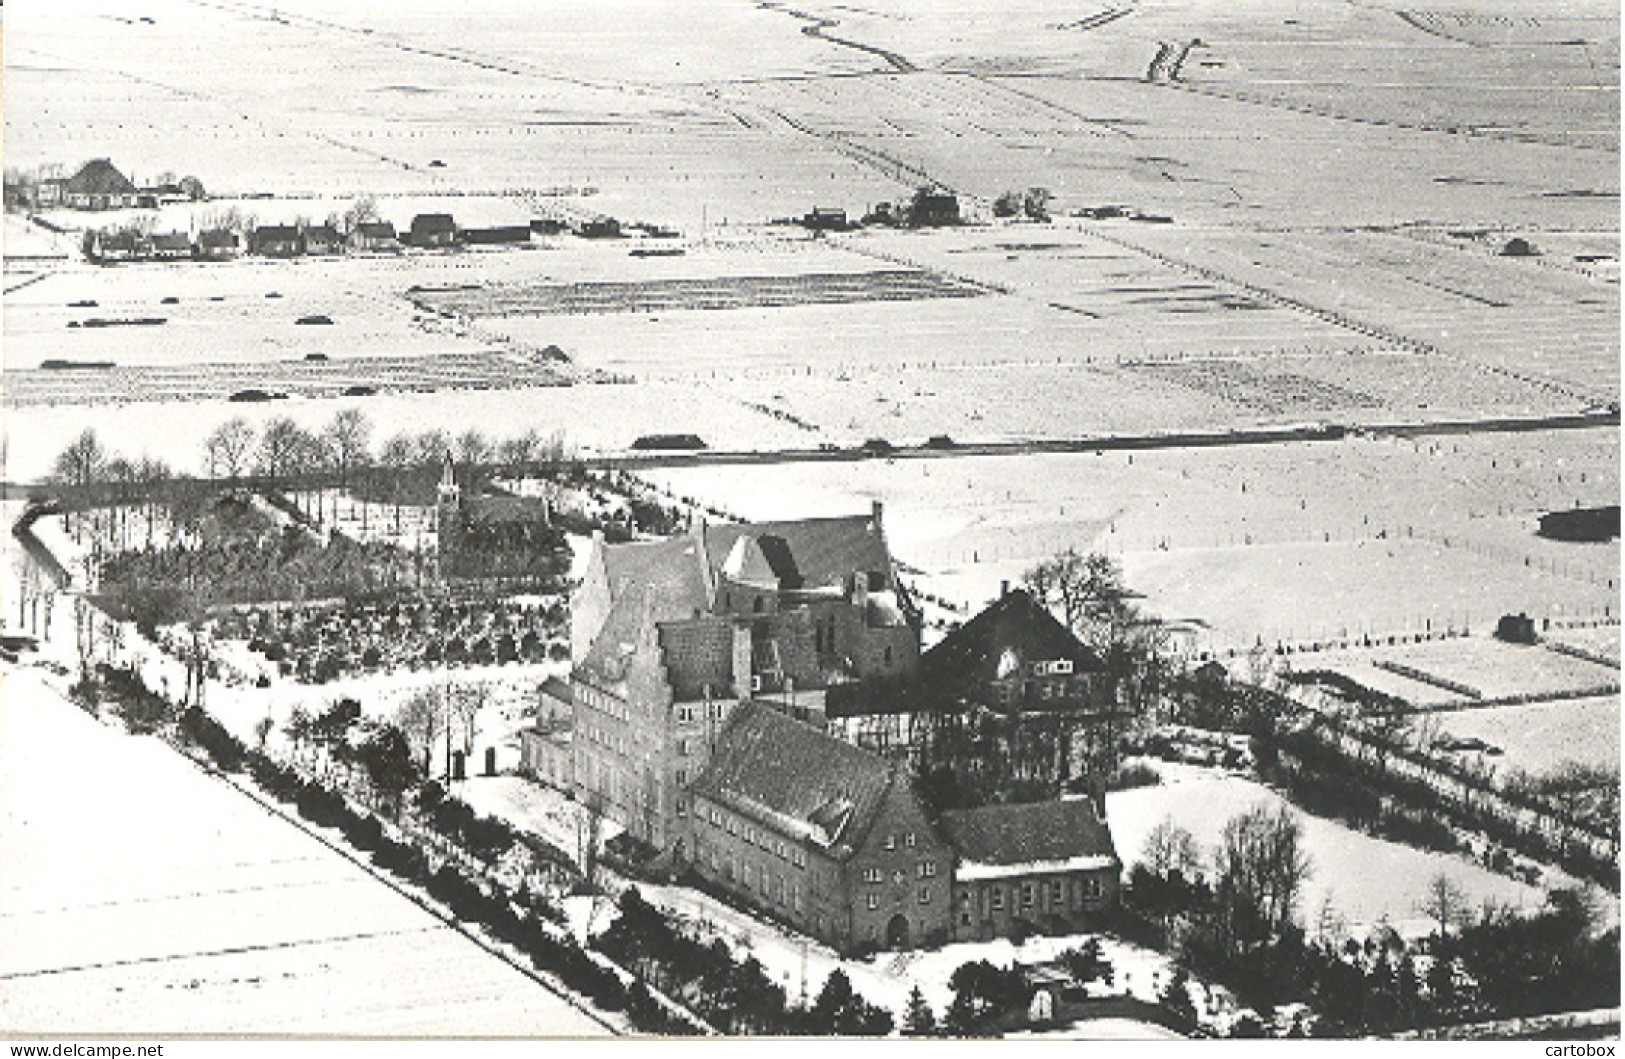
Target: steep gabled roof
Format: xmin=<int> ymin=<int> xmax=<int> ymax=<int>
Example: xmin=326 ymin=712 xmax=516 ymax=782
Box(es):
xmin=940 ymin=798 xmax=1119 ymax=879
xmin=701 ymin=513 xmax=889 ymax=593
xmin=922 ymin=588 xmax=1103 ymax=698
xmin=66 ymin=158 xmax=136 ymax=196
xmin=599 ymin=535 xmax=710 ymax=617
xmin=689 ymin=701 xmax=898 ymax=859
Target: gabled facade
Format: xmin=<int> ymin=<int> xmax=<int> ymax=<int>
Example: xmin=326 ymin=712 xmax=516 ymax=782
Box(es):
xmin=408 ymin=213 xmax=458 ymax=248
xmin=64 ymin=159 xmax=139 ymax=210
xmin=688 ymin=702 xmax=953 ymax=954
xmin=349 ymin=221 xmax=399 ymax=252
xmin=252 ymin=225 xmax=303 ymax=257
xmin=195 ymin=229 xmax=241 ymax=260
xmin=150 ymin=232 xmax=194 ymax=260
xmin=303 ymin=225 xmax=343 ymax=254
xmin=831 ymin=586 xmax=1122 ymax=801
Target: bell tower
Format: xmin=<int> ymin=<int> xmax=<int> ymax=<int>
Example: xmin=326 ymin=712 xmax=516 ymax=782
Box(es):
xmin=436 ymin=450 xmax=461 ymax=562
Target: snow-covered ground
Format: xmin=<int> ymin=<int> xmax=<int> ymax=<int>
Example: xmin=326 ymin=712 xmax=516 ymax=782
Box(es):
xmin=1432 ymin=696 xmax=1621 ymax=776
xmin=0 ymin=664 xmax=612 ymax=1036
xmin=1106 ymin=765 xmax=1557 ymax=939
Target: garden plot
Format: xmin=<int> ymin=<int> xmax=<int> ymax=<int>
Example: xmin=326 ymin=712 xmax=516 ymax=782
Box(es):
xmin=5 ymin=349 xmax=571 ymax=408
xmin=636 ymin=880 xmax=1194 ymax=1028
xmin=1353 ymin=636 xmax=1621 ymax=703
xmin=1106 ymin=769 xmax=1550 ymax=937
xmin=410 ymin=267 xmax=985 ymax=318
xmin=0 ymin=666 xmax=609 ymax=1036
xmin=1432 ymin=696 xmax=1620 ymax=775
xmin=1547 ymin=624 xmax=1622 ymax=665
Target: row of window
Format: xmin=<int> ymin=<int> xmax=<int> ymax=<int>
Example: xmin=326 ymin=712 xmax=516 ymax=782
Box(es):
xmin=700 ymin=801 xmax=809 ymax=869
xmin=675 ymin=702 xmax=728 ymax=725
xmin=965 ymin=876 xmax=1106 ymax=915
xmin=864 ymin=886 xmax=931 ymax=910
xmin=861 ymin=862 xmax=936 ymax=884
xmin=708 ymin=845 xmax=806 ymax=914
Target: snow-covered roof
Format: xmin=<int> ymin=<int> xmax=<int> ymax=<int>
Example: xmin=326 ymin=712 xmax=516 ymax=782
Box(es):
xmin=955 ymin=853 xmax=1117 ymax=882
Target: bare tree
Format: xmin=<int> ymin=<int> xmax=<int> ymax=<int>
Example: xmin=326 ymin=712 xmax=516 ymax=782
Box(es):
xmin=1141 ymin=814 xmax=1202 ymax=880
xmin=455 ymin=428 xmax=492 ymax=471
xmin=257 ymin=416 xmax=308 ymax=488
xmin=1214 ymin=802 xmax=1313 ymax=950
xmin=204 ymin=418 xmax=256 ymax=481
xmin=396 ymin=686 xmax=448 ymax=777
xmin=445 ymin=680 xmax=491 ymax=764
xmin=340 ymin=195 xmax=379 ymax=235
xmin=1418 ymin=872 xmax=1470 ymax=939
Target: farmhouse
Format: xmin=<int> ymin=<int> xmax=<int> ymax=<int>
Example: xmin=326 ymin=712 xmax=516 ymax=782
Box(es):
xmin=195 ymin=229 xmax=241 ymax=260
xmin=408 ymin=213 xmax=459 ymax=248
xmin=830 ymin=585 xmax=1120 ymax=799
xmin=89 ymin=229 xmax=151 ymax=263
xmin=802 ymin=207 xmax=849 ymax=232
xmin=252 ymin=225 xmax=303 ymax=257
xmin=910 ymin=190 xmax=960 ymax=228
xmin=348 ymin=221 xmax=399 ymax=252
xmin=303 ymin=225 xmax=343 ymax=255
xmin=569 ymin=506 xmax=921 ymax=855
xmin=150 ymin=232 xmax=194 ymax=260
xmin=940 ymin=798 xmax=1120 ymax=942
xmin=576 ymin=217 xmax=623 ymax=239
xmin=61 ymin=158 xmax=140 ymax=210
xmin=688 ymin=701 xmax=953 ymax=954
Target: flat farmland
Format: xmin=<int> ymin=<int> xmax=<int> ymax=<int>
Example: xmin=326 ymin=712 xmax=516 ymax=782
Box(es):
xmin=1108 ymin=224 xmax=1620 ymax=401
xmin=5 ymin=0 xmax=906 ymax=231
xmin=0 ymin=668 xmax=611 ymax=1036
xmin=643 ymin=428 xmax=1619 ymax=650
xmin=1326 ymin=637 xmax=1620 ymax=702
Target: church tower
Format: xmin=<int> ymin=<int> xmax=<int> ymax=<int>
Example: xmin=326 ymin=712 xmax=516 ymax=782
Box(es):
xmin=435 ymin=450 xmax=462 ymax=563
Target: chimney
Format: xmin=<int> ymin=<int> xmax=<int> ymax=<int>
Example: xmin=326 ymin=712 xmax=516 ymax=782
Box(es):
xmin=731 ymin=622 xmax=753 ymax=700
xmin=1000 ymin=580 xmax=1010 ymax=598
xmin=870 ymin=499 xmax=884 ymax=527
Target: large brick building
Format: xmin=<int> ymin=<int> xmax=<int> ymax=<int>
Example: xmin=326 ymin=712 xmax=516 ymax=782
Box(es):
xmin=569 ymin=506 xmax=920 ymax=855
xmin=688 ymin=702 xmax=953 ymax=953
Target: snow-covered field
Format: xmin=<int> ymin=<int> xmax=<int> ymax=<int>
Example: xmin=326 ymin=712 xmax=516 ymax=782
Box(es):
xmin=642 ymin=429 xmax=1620 ymax=652
xmin=0 ymin=665 xmax=611 ymax=1036
xmin=1105 ymin=767 xmax=1554 ymax=938
xmin=1433 ymin=696 xmax=1621 ymax=776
